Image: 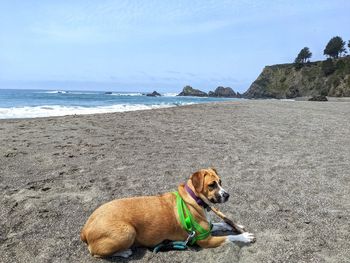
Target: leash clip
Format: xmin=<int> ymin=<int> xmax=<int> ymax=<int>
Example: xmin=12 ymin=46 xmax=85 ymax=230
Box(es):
xmin=184 ymin=231 xmax=196 ymax=245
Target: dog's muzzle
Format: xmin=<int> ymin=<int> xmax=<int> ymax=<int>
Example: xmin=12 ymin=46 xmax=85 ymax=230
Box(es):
xmin=222 ymin=192 xmax=230 ymax=202
xmin=213 ymin=188 xmax=230 ymax=203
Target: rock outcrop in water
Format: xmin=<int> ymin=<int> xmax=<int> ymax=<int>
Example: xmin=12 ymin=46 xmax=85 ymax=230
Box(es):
xmin=244 ymin=56 xmax=350 ymax=99
xmin=208 ymin=86 xmax=239 ymax=98
xmin=146 ymin=91 xmax=162 ymax=97
xmin=177 ymin=85 xmax=242 ymax=98
xmin=177 ymin=86 xmax=208 ymax=97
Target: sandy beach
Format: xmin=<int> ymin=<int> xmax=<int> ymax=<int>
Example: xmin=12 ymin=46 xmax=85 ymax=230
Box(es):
xmin=1 ymin=100 xmax=350 ymax=263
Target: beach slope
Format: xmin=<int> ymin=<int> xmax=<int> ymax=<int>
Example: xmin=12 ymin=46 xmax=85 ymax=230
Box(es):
xmin=1 ymin=100 xmax=349 ymax=262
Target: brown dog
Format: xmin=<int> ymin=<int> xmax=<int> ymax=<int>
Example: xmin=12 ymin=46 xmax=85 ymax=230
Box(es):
xmin=80 ymin=168 xmax=255 ymax=258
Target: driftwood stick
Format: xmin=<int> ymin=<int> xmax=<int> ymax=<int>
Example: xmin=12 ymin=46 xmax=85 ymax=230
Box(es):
xmin=198 ymin=193 xmax=245 ymax=234
xmin=209 ymin=206 xmax=245 ymax=234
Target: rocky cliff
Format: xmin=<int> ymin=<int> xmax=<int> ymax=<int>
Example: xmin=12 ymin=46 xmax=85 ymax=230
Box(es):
xmin=244 ymin=56 xmax=350 ymax=98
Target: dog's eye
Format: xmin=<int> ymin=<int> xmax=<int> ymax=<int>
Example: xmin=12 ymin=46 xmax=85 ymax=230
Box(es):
xmin=208 ymin=182 xmax=217 ymax=189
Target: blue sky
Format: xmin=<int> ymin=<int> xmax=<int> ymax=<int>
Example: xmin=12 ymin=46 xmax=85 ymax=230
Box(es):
xmin=0 ymin=1 xmax=350 ymax=93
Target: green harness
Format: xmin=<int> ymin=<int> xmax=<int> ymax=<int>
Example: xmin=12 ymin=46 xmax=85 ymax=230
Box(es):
xmin=153 ymin=191 xmax=212 ymax=253
xmin=173 ymin=191 xmax=212 ymax=245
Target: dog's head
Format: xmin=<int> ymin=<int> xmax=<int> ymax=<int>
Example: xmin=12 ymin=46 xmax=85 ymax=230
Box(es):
xmin=190 ymin=168 xmax=229 ymax=204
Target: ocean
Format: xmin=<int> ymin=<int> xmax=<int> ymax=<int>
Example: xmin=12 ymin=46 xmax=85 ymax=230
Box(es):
xmin=0 ymin=89 xmax=241 ymax=119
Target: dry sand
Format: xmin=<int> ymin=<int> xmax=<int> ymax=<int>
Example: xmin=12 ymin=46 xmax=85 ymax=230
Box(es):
xmin=0 ymin=100 xmax=349 ymax=263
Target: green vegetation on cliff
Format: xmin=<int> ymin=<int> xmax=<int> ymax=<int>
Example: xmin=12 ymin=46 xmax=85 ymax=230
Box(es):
xmin=324 ymin=36 xmax=347 ymax=59
xmin=244 ymin=56 xmax=350 ymax=99
xmin=294 ymin=47 xmax=312 ymax=64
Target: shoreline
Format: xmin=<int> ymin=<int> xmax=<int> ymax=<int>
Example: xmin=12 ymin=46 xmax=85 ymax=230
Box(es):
xmin=2 ymin=96 xmax=350 ymax=121
xmin=1 ymin=100 xmax=349 ymax=262
xmin=0 ymin=88 xmax=243 ymax=120
xmin=0 ymin=103 xmax=178 ymax=121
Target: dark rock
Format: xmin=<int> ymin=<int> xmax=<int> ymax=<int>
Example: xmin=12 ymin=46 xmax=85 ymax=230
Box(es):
xmin=177 ymin=86 xmax=208 ymax=97
xmin=208 ymin=86 xmax=238 ymax=98
xmin=308 ymin=95 xmax=328 ymax=101
xmin=286 ymin=86 xmax=300 ymax=99
xmin=104 ymin=92 xmax=112 ymax=95
xmin=146 ymin=91 xmax=162 ymax=97
xmin=4 ymin=152 xmax=17 ymax=158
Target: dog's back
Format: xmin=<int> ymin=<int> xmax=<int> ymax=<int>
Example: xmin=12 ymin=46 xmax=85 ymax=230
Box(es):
xmin=80 ymin=193 xmax=185 ymax=257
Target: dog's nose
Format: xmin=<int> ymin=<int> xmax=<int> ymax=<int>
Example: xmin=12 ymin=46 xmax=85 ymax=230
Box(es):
xmin=223 ymin=192 xmax=230 ymax=200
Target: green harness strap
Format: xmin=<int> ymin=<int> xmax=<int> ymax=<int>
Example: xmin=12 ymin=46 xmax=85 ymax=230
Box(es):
xmin=173 ymin=191 xmax=212 ymax=245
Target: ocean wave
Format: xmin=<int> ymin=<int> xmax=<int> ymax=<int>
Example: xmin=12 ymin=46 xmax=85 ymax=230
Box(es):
xmin=163 ymin=93 xmax=178 ymax=97
xmin=0 ymin=103 xmax=194 ymax=119
xmin=39 ymin=90 xmax=101 ymax=95
xmin=107 ymin=92 xmax=143 ymax=96
xmin=41 ymin=90 xmax=68 ymax=94
xmin=68 ymin=91 xmax=97 ymax=95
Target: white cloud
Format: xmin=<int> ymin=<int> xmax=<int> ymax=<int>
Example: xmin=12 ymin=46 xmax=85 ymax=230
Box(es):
xmin=27 ymin=1 xmax=248 ymax=43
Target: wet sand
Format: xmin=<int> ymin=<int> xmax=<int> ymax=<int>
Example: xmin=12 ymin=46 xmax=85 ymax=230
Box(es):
xmin=1 ymin=100 xmax=350 ymax=263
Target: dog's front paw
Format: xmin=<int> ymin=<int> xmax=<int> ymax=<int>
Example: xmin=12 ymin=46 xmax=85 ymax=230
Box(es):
xmin=238 ymin=232 xmax=256 ymax=243
xmin=228 ymin=232 xmax=256 ymax=243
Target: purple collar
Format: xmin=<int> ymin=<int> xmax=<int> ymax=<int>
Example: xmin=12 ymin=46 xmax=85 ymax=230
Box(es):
xmin=185 ymin=183 xmax=208 ymax=209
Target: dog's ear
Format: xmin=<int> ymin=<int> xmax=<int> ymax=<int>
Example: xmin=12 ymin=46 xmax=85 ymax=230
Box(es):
xmin=209 ymin=167 xmax=218 ymax=175
xmin=190 ymin=171 xmax=205 ymax=193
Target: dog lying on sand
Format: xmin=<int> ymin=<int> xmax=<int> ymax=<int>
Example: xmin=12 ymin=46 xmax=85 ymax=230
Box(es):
xmin=80 ymin=168 xmax=255 ymax=258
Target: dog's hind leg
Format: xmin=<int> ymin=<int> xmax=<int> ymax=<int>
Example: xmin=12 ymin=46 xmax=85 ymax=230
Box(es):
xmin=111 ymin=249 xmax=133 ymax=258
xmin=87 ymin=223 xmax=136 ymax=258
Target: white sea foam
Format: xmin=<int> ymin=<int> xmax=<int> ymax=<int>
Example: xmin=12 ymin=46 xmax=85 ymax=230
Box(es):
xmin=108 ymin=92 xmax=143 ymax=96
xmin=163 ymin=93 xmax=178 ymax=97
xmin=68 ymin=91 xmax=97 ymax=95
xmin=0 ymin=103 xmax=192 ymax=119
xmin=39 ymin=90 xmax=100 ymax=95
xmin=41 ymin=90 xmax=68 ymax=94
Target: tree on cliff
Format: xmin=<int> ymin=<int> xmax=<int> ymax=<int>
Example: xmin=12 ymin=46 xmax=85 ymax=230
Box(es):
xmin=324 ymin=36 xmax=346 ymax=59
xmin=348 ymin=40 xmax=350 ymax=51
xmin=294 ymin=47 xmax=312 ymax=63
